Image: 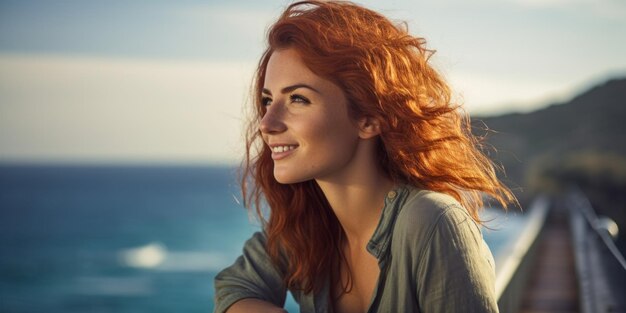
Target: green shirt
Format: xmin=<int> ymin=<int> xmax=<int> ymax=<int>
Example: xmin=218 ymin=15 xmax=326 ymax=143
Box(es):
xmin=214 ymin=186 xmax=499 ymax=312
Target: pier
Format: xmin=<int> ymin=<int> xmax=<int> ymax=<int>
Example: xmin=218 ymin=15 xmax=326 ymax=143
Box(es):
xmin=496 ymin=189 xmax=626 ymax=313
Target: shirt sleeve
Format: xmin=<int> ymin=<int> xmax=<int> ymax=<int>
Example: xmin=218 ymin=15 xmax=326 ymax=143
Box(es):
xmin=416 ymin=205 xmax=499 ymax=313
xmin=213 ymin=231 xmax=287 ymax=313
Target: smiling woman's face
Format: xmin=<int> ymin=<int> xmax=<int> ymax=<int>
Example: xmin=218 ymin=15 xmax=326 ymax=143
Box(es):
xmin=260 ymin=48 xmax=362 ymax=184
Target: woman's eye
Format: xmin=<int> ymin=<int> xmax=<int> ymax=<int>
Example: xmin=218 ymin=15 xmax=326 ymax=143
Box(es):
xmin=261 ymin=97 xmax=272 ymax=106
xmin=290 ymin=94 xmax=310 ymax=104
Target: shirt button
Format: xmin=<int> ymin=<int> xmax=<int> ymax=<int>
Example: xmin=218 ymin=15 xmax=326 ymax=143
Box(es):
xmin=387 ymin=190 xmax=397 ymax=199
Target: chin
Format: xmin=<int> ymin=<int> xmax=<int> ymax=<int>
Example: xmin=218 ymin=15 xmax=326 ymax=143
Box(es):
xmin=273 ymin=173 xmax=303 ymax=185
xmin=273 ymin=168 xmax=311 ymax=185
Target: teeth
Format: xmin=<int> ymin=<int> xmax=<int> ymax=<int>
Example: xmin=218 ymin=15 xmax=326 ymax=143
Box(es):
xmin=272 ymin=145 xmax=296 ymax=153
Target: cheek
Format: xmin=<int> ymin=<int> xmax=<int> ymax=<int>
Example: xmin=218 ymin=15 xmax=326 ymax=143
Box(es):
xmin=297 ymin=112 xmax=336 ymax=137
xmin=287 ymin=100 xmax=360 ymax=153
xmin=303 ymin=115 xmax=359 ymax=155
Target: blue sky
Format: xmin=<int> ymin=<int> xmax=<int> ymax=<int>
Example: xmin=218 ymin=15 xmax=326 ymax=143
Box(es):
xmin=1 ymin=0 xmax=625 ymax=164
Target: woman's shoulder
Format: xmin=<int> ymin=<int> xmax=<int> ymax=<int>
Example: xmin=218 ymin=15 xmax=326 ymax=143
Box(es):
xmin=398 ymin=187 xmax=469 ymax=226
xmin=393 ymin=187 xmax=479 ymax=249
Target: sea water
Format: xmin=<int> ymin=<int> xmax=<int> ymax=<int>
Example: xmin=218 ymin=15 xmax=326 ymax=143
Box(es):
xmin=0 ymin=165 xmax=523 ymax=312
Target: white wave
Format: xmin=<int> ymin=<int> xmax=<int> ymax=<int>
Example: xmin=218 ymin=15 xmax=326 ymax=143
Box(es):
xmin=118 ymin=242 xmax=167 ymax=268
xmin=118 ymin=242 xmax=232 ymax=272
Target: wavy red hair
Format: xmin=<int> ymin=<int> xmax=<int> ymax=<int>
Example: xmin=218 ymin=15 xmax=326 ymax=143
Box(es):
xmin=240 ymin=0 xmax=515 ymax=295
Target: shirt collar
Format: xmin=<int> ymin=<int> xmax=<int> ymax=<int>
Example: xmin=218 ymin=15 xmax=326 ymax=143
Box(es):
xmin=366 ymin=184 xmax=410 ymax=259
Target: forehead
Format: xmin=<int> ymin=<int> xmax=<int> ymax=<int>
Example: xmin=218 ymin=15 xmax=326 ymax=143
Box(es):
xmin=264 ymin=48 xmax=323 ymax=90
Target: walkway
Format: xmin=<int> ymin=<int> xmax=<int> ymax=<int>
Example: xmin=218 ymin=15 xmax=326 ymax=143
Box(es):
xmin=518 ymin=199 xmax=580 ymax=313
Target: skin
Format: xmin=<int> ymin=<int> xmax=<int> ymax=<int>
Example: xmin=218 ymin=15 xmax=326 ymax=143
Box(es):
xmin=227 ymin=48 xmax=395 ymax=313
xmin=260 ymin=49 xmax=361 ymax=185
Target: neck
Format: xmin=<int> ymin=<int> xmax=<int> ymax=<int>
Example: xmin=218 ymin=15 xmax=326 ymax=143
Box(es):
xmin=316 ymin=145 xmax=395 ymax=247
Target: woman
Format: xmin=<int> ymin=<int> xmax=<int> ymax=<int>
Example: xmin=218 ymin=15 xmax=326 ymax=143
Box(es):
xmin=214 ymin=1 xmax=515 ymax=312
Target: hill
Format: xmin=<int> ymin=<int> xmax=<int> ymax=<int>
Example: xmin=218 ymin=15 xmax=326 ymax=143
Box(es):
xmin=474 ymin=77 xmax=626 ymax=197
xmin=473 ymin=77 xmax=626 ymax=251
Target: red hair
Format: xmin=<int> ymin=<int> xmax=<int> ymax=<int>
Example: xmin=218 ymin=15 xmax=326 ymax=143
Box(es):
xmin=241 ymin=0 xmax=515 ymax=295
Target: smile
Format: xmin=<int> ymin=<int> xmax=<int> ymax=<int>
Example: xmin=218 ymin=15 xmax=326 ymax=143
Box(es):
xmin=271 ymin=145 xmax=297 ymax=153
xmin=270 ymin=144 xmax=298 ymax=160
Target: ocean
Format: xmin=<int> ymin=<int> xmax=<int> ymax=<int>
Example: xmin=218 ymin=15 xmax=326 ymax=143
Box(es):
xmin=0 ymin=165 xmax=524 ymax=312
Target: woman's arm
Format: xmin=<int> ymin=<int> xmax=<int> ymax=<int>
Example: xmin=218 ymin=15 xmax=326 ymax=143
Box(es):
xmin=214 ymin=231 xmax=288 ymax=313
xmin=415 ymin=206 xmax=499 ymax=312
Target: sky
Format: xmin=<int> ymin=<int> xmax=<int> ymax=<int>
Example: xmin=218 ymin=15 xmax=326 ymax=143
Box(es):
xmin=1 ymin=0 xmax=625 ymax=165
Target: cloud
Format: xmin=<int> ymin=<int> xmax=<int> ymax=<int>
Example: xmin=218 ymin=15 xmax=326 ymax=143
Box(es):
xmin=447 ymin=70 xmax=581 ymax=115
xmin=500 ymin=0 xmax=626 ymax=19
xmin=176 ymin=4 xmax=278 ymax=31
xmin=0 ymin=54 xmax=256 ymax=164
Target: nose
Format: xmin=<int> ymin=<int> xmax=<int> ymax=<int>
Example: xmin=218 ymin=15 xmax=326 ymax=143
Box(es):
xmin=259 ymin=103 xmax=287 ymax=134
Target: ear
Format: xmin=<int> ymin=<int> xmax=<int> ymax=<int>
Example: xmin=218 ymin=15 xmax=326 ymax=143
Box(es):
xmin=357 ymin=116 xmax=381 ymax=139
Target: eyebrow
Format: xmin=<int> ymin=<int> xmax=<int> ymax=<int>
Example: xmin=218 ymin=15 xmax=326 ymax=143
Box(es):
xmin=262 ymin=84 xmax=320 ymax=96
